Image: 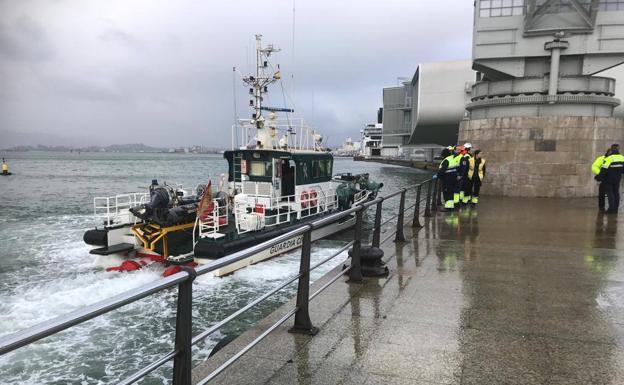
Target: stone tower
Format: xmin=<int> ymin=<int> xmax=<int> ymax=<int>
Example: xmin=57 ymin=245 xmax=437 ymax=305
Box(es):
xmin=459 ymin=0 xmax=624 ymax=197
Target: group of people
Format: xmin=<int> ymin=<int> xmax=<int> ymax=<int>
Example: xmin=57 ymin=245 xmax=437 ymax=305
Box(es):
xmin=592 ymin=144 xmax=624 ymax=214
xmin=436 ymin=143 xmax=486 ymax=211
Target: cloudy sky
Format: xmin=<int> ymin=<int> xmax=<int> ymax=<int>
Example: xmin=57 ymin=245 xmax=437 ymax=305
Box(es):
xmin=0 ymin=0 xmax=474 ymax=148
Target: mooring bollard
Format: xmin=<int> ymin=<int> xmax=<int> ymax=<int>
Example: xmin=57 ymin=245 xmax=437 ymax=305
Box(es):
xmin=412 ymin=184 xmax=422 ymax=228
xmin=348 ymin=208 xmax=364 ymax=282
xmin=372 ymin=198 xmax=383 ymax=248
xmin=394 ymin=189 xmax=406 ymax=242
xmin=289 ymin=228 xmax=318 ymax=335
xmin=173 ymin=267 xmax=196 ymax=385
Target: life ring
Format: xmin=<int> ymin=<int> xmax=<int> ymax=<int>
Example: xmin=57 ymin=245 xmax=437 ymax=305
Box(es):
xmin=309 ymin=189 xmax=318 ymax=207
xmin=300 ymin=190 xmax=309 ymax=208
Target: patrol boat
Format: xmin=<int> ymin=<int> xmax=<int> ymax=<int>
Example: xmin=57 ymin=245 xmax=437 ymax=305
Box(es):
xmin=83 ymin=35 xmax=382 ymax=276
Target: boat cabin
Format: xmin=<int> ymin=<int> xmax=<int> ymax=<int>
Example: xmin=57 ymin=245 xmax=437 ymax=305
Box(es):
xmin=224 ymin=149 xmax=333 ymax=199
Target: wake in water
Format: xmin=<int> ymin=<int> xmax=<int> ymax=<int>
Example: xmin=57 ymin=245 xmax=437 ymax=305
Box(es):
xmin=0 ymin=213 xmax=349 ymax=385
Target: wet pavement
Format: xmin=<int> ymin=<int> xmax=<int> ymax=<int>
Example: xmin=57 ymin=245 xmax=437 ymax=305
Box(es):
xmin=193 ymin=197 xmax=624 ymax=385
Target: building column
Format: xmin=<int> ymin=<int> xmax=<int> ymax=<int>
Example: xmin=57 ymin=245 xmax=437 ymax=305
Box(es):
xmin=544 ymin=38 xmax=570 ymax=103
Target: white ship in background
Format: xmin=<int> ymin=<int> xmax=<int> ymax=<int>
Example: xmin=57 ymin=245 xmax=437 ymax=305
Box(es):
xmin=332 ymin=137 xmax=361 ymax=157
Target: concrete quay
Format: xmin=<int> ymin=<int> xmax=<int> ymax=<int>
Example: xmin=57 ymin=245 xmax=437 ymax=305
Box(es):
xmin=193 ymin=197 xmax=624 ymax=385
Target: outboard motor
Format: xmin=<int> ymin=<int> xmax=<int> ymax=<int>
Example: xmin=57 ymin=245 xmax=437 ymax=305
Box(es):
xmin=130 ymin=180 xmax=199 ymax=227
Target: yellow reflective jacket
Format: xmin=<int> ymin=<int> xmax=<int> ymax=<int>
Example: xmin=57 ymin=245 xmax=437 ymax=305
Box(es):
xmin=468 ymin=157 xmax=486 ymax=180
xmin=591 ymin=155 xmax=605 ymax=175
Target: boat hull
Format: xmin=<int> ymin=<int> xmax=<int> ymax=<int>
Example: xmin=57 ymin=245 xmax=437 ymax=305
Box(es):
xmin=195 ymin=214 xmax=355 ymax=276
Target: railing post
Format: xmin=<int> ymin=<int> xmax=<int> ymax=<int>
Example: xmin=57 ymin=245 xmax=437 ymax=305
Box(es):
xmin=412 ymin=184 xmax=422 ymax=228
xmin=371 ymin=199 xmax=383 ymax=248
xmin=424 ymin=179 xmax=433 ymax=217
xmin=289 ymin=228 xmax=319 ymax=335
xmin=349 ymin=208 xmax=364 ymax=282
xmin=432 ymin=178 xmax=439 ymax=212
xmin=173 ymin=267 xmax=197 ymax=385
xmin=394 ymin=189 xmax=406 ymax=242
xmin=436 ymin=178 xmax=443 ymax=207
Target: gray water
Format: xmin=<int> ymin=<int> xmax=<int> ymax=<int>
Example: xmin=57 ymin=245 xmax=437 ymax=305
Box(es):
xmin=0 ymin=151 xmax=432 ymax=385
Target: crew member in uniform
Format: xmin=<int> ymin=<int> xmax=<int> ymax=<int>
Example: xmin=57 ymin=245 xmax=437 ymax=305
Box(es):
xmin=453 ymin=146 xmax=464 ymax=206
xmin=467 ymin=149 xmax=486 ymax=205
xmin=591 ymin=148 xmax=611 ymax=212
xmin=598 ymin=144 xmax=624 ymax=214
xmin=438 ymin=147 xmax=460 ymax=211
xmin=1 ymin=158 xmax=8 ymax=175
xmin=461 ymin=143 xmax=473 ymax=205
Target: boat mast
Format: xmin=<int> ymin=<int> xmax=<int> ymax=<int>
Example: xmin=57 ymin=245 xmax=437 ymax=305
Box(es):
xmin=243 ymin=34 xmax=280 ymax=149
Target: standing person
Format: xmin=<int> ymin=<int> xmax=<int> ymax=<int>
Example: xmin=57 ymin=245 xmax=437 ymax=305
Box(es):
xmin=591 ymin=148 xmax=611 ymax=212
xmin=438 ymin=147 xmax=459 ymax=211
xmin=453 ymin=146 xmax=464 ymax=206
xmin=461 ymin=143 xmax=473 ymax=205
xmin=1 ymin=158 xmax=8 ymax=175
xmin=467 ymin=149 xmax=486 ymax=205
xmin=599 ymin=144 xmax=624 ymax=214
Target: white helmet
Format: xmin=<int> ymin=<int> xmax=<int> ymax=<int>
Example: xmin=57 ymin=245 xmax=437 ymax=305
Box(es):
xmin=463 ymin=142 xmax=472 ymax=149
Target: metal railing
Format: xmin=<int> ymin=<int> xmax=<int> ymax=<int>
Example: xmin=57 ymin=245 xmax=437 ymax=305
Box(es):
xmin=0 ymin=178 xmax=437 ymax=385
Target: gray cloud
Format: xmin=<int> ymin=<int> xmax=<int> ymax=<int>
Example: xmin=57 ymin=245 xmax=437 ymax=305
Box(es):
xmin=0 ymin=15 xmax=54 ymax=62
xmin=0 ymin=0 xmax=473 ymax=148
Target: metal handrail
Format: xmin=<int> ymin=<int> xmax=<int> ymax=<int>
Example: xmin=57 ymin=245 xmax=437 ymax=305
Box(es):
xmin=0 ymin=178 xmax=435 ymax=385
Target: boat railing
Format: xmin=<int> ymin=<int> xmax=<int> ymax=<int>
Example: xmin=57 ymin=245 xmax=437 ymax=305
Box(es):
xmin=232 ymin=186 xmax=339 ymax=234
xmin=194 ymin=201 xmax=229 ymax=243
xmin=93 ymin=192 xmax=149 ymax=227
xmin=233 ymin=117 xmax=323 ymax=151
xmin=1 ymin=178 xmax=440 ymax=385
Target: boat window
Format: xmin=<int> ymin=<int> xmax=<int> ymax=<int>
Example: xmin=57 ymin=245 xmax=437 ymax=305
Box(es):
xmin=250 ymin=161 xmax=272 ymax=177
xmin=324 ymin=160 xmax=332 ymax=176
xmin=312 ymin=160 xmax=321 ymax=178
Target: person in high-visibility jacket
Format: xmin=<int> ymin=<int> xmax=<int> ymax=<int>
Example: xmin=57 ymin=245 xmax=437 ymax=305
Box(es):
xmin=1 ymin=158 xmax=8 ymax=175
xmin=591 ymin=148 xmax=611 ymax=212
xmin=437 ymin=147 xmax=460 ymax=211
xmin=598 ymin=144 xmax=624 ymax=214
xmin=467 ymin=149 xmax=486 ymax=205
xmin=453 ymin=146 xmax=464 ymax=205
xmin=460 ymin=143 xmax=473 ymax=204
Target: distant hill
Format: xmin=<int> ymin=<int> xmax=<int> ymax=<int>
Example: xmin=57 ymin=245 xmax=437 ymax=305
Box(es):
xmin=2 ymin=143 xmax=166 ymax=153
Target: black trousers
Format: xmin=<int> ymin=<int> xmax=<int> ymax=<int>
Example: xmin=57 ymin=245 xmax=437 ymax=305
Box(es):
xmin=598 ymin=182 xmax=606 ymax=210
xmin=463 ymin=176 xmax=472 ymax=197
xmin=604 ymin=182 xmax=620 ymax=212
xmin=442 ymin=174 xmax=457 ymax=203
xmin=471 ymin=177 xmax=482 ymax=197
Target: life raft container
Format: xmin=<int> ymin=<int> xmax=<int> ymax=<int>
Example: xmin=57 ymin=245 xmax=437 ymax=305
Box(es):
xmin=300 ymin=189 xmax=318 ymax=208
xmin=300 ymin=191 xmax=309 ymax=208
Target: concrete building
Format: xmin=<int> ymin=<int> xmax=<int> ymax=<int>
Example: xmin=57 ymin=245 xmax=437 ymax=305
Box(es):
xmin=381 ymin=61 xmax=475 ymax=155
xmin=459 ymin=0 xmax=624 ymax=197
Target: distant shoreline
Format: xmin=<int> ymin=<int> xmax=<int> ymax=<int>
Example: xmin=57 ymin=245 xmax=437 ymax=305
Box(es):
xmin=1 ymin=144 xmax=226 ymax=154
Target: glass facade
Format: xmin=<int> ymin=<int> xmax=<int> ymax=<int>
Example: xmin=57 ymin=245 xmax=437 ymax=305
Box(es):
xmin=600 ymin=0 xmax=624 ymax=10
xmin=480 ymin=0 xmax=624 ymax=18
xmin=479 ymin=0 xmax=525 ymax=17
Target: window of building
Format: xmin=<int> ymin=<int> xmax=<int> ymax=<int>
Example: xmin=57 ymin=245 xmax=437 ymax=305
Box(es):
xmin=250 ymin=161 xmax=272 ymax=177
xmin=600 ymin=0 xmax=624 ymax=10
xmin=403 ymin=110 xmax=411 ymax=130
xmin=535 ymin=0 xmax=593 ymax=12
xmin=480 ymin=0 xmax=525 ymax=17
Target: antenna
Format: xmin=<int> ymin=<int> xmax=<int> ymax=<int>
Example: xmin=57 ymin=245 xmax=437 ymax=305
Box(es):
xmin=232 ymin=66 xmax=238 ymax=150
